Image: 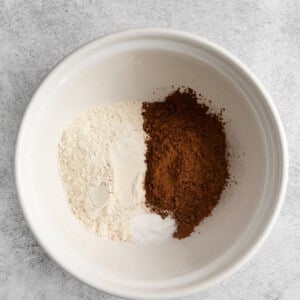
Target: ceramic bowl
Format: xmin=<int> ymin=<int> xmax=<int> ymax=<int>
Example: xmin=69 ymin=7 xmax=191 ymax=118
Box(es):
xmin=15 ymin=29 xmax=288 ymax=299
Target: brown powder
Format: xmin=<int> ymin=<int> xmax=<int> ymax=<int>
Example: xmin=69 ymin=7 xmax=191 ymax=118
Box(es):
xmin=142 ymin=88 xmax=229 ymax=239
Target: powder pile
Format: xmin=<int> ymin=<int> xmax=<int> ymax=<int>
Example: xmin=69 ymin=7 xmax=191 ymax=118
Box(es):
xmin=142 ymin=89 xmax=229 ymax=239
xmin=58 ymin=102 xmax=147 ymax=241
xmin=58 ymin=88 xmax=229 ymax=242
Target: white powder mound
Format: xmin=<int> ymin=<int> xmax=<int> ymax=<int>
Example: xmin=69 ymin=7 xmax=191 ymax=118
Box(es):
xmin=58 ymin=101 xmax=148 ymax=241
xmin=132 ymin=214 xmax=176 ymax=243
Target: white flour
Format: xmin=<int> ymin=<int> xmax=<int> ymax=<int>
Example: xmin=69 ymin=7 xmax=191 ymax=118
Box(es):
xmin=58 ymin=101 xmax=147 ymax=241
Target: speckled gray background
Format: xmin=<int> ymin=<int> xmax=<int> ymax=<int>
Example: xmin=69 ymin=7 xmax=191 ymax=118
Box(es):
xmin=0 ymin=0 xmax=299 ymax=299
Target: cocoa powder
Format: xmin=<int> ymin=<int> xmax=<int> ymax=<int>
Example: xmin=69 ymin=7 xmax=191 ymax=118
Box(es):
xmin=142 ymin=88 xmax=229 ymax=239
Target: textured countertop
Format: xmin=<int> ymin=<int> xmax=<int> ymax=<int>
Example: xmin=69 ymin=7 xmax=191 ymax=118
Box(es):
xmin=1 ymin=1 xmax=299 ymax=299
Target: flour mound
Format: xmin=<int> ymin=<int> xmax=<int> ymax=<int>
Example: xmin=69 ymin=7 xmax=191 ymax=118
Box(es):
xmin=58 ymin=101 xmax=147 ymax=241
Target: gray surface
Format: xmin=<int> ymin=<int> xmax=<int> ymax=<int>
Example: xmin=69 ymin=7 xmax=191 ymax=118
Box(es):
xmin=0 ymin=0 xmax=299 ymax=299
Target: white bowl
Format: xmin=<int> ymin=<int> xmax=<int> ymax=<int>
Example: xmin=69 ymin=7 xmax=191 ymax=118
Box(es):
xmin=15 ymin=29 xmax=288 ymax=299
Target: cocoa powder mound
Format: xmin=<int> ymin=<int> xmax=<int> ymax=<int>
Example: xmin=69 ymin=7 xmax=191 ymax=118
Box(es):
xmin=142 ymin=88 xmax=229 ymax=239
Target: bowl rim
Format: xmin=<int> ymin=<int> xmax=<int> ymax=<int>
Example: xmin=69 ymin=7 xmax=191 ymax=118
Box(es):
xmin=15 ymin=28 xmax=288 ymax=299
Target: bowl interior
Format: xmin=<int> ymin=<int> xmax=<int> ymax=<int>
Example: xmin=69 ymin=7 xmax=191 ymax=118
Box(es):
xmin=16 ymin=32 xmax=284 ymax=297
